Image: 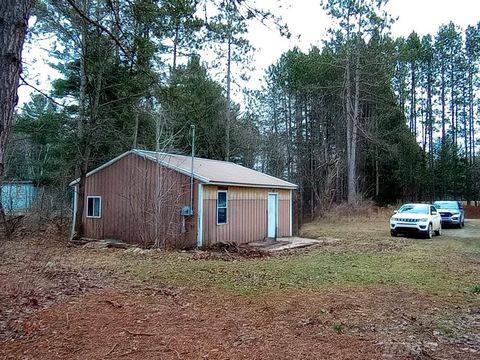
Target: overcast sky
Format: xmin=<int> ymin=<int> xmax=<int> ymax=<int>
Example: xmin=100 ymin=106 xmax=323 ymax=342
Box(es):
xmin=245 ymin=0 xmax=479 ymax=85
xmin=18 ymin=0 xmax=480 ymax=107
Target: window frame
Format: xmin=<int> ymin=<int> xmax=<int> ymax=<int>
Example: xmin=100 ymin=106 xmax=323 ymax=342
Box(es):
xmin=86 ymin=196 xmax=102 ymax=219
xmin=216 ymin=190 xmax=228 ymax=225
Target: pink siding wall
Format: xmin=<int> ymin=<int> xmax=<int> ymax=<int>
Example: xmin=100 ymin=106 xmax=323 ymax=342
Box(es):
xmin=202 ymin=186 xmax=291 ymax=246
xmin=82 ymin=153 xmax=197 ymax=248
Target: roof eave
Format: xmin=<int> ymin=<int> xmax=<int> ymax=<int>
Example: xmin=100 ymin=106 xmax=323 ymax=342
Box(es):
xmin=207 ymin=181 xmax=298 ymax=190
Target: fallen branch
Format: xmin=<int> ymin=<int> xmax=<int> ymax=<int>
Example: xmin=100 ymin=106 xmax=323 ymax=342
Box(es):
xmin=104 ymin=299 xmax=123 ymax=308
xmin=104 ymin=342 xmax=118 ymax=357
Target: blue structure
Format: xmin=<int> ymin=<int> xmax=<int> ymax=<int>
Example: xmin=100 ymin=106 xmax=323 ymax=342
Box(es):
xmin=1 ymin=181 xmax=36 ymax=213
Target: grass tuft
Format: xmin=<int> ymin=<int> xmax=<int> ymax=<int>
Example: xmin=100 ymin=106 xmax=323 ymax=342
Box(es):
xmin=469 ymin=284 xmax=480 ymax=294
xmin=333 ymin=323 xmax=345 ymax=334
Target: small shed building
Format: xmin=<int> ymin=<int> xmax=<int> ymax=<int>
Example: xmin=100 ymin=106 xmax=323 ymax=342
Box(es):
xmin=1 ymin=181 xmax=36 ymax=213
xmin=70 ymin=150 xmax=297 ymax=248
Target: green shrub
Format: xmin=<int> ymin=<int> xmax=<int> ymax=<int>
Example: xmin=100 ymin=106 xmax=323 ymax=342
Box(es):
xmin=470 ymin=284 xmax=480 ymax=294
xmin=333 ymin=323 xmax=345 ymax=334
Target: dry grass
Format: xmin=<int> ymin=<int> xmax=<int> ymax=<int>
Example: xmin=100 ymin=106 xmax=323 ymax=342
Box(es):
xmin=317 ymin=202 xmax=396 ymax=222
xmin=464 ymin=205 xmax=480 ymax=219
xmin=0 ymin=222 xmax=115 ymax=339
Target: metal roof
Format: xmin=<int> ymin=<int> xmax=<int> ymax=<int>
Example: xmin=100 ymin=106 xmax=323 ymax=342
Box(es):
xmin=69 ymin=150 xmax=297 ymax=189
xmin=134 ymin=150 xmax=298 ymax=189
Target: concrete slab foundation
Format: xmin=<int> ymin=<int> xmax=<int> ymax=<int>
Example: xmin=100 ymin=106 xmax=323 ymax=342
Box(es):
xmin=248 ymin=237 xmax=321 ymax=252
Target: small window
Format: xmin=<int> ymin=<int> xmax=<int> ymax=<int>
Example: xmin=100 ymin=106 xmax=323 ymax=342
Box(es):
xmin=217 ymin=191 xmax=227 ymax=225
xmin=86 ymin=196 xmax=101 ymax=218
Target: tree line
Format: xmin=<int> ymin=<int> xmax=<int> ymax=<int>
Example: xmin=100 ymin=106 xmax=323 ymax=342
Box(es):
xmin=2 ymin=0 xmax=480 ymax=234
xmin=257 ymin=1 xmax=480 ymax=223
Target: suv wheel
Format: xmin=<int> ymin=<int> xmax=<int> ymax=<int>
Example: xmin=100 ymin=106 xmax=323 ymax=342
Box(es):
xmin=434 ymin=226 xmax=441 ymax=236
xmin=425 ymin=223 xmax=433 ymax=239
xmin=390 ymin=230 xmax=397 ymax=237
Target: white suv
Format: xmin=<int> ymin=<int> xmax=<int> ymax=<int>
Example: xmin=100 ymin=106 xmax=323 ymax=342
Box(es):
xmin=390 ymin=203 xmax=442 ymax=238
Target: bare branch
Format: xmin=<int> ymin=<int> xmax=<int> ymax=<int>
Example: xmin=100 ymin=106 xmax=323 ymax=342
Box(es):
xmin=19 ymin=75 xmax=65 ymax=108
xmin=65 ymin=0 xmax=132 ymax=61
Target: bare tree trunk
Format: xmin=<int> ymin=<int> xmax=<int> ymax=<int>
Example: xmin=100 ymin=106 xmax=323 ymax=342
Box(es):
xmin=441 ymin=69 xmax=446 ymax=143
xmin=451 ymin=68 xmax=456 ymax=147
xmin=0 ymin=0 xmax=34 ymax=235
xmin=350 ymin=41 xmax=361 ymax=205
xmin=467 ymin=54 xmax=474 ymax=205
xmin=468 ymin=62 xmax=474 ymax=163
xmin=225 ymin=25 xmax=232 ymax=161
xmin=73 ymin=0 xmax=89 ymax=238
xmin=427 ymin=63 xmax=434 ymax=201
xmin=346 ymin=13 xmax=362 ymax=205
xmin=132 ymin=109 xmax=139 ymax=149
xmin=410 ymin=62 xmax=417 ymax=137
xmin=345 ymin=63 xmax=353 ymax=203
xmin=375 ymin=115 xmax=380 ymax=199
xmin=154 ymin=116 xmax=161 ymax=247
xmin=172 ymin=25 xmax=179 ymax=72
xmin=287 ymin=95 xmax=293 ymax=179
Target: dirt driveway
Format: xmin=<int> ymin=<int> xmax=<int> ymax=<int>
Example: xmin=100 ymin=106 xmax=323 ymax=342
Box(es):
xmin=443 ymin=219 xmax=480 ymax=238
